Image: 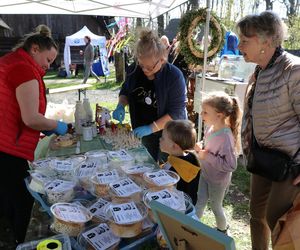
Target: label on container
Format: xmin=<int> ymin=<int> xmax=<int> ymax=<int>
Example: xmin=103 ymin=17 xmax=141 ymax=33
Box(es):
xmin=110 ymin=202 xmax=143 ymax=224
xmin=89 ymin=198 xmax=110 ymax=220
xmin=31 ymin=172 xmax=49 ymax=183
xmin=33 ymin=158 xmax=52 ymax=169
xmin=77 ymin=161 xmax=97 ymax=177
xmin=96 ymin=169 xmax=120 ymax=184
xmin=108 ymin=149 xmax=133 ymax=162
xmin=124 ymin=164 xmax=153 ymax=174
xmin=110 ymin=178 xmax=141 ymax=197
xmin=82 ymin=223 xmax=119 ymax=250
xmin=147 ymin=189 xmax=184 ymax=210
xmin=45 ymin=179 xmax=74 ymax=192
xmin=52 ymin=160 xmax=73 ymax=171
xmin=145 ymin=170 xmax=175 ymax=186
xmin=53 ymin=204 xmax=89 ymax=222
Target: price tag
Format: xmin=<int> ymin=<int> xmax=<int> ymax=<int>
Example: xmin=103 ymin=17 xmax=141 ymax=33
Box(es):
xmin=110 ymin=178 xmax=141 ymax=197
xmin=53 ymin=204 xmax=88 ymax=222
xmin=89 ymin=198 xmax=110 ymax=221
xmin=145 ymin=170 xmax=175 ymax=186
xmin=110 ymin=202 xmax=143 ymax=224
xmin=96 ymin=169 xmax=120 ymax=184
xmin=148 ymin=189 xmax=184 ymax=210
xmin=82 ymin=223 xmax=119 ymax=250
xmin=77 ymin=161 xmax=97 ymax=177
xmin=45 ymin=179 xmax=74 ymax=192
xmin=52 ymin=160 xmax=73 ymax=171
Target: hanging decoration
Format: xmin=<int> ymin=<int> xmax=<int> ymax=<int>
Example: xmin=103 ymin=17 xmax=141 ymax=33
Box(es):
xmin=178 ymin=8 xmax=225 ymax=66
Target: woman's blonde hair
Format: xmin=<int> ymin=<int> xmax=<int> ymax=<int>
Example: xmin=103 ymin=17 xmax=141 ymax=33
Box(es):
xmin=164 ymin=120 xmax=197 ymax=150
xmin=134 ymin=28 xmax=167 ymax=61
xmin=13 ymin=24 xmax=58 ymax=52
xmin=202 ymin=92 xmax=242 ymax=152
xmin=236 ymin=11 xmax=287 ymax=47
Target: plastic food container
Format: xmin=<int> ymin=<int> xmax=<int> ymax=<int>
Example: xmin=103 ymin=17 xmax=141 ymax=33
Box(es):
xmin=84 ymin=150 xmax=108 ymax=167
xmin=16 ymin=234 xmax=71 ymax=250
xmin=50 ymin=203 xmax=92 ymax=237
xmin=121 ymin=163 xmax=154 ymax=176
xmin=105 ymin=201 xmax=148 ymax=238
xmin=143 ymin=170 xmax=180 ymax=189
xmin=142 ymin=188 xmax=187 ymax=222
xmin=45 ymin=179 xmax=76 ymax=204
xmin=30 ymin=157 xmax=56 ymax=176
xmin=77 ymin=223 xmax=120 ymax=250
xmin=91 ymin=169 xmax=124 ymax=197
xmin=107 ymin=149 xmax=135 ymax=167
xmin=50 ymin=155 xmax=86 ymax=180
xmin=28 ymin=171 xmax=50 ymax=194
xmin=88 ymin=198 xmax=111 ymax=223
xmin=108 ymin=177 xmax=142 ymax=203
xmin=75 ymin=160 xmax=99 ymax=190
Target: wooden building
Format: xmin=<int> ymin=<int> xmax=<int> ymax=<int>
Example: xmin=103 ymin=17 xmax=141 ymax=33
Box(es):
xmin=0 ymin=14 xmax=111 ymax=67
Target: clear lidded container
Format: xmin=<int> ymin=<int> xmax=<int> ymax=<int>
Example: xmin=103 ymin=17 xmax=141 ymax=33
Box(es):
xmin=105 ymin=201 xmax=148 ymax=238
xmin=142 ymin=170 xmax=180 ymax=189
xmin=50 ymin=202 xmax=92 ymax=237
xmin=91 ymin=169 xmax=124 ymax=197
xmin=77 ymin=223 xmax=120 ymax=250
xmin=45 ymin=179 xmax=76 ymax=204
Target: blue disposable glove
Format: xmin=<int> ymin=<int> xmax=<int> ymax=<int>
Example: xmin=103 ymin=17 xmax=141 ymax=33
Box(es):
xmin=133 ymin=125 xmax=153 ymax=138
xmin=42 ymin=121 xmax=68 ymax=136
xmin=112 ymin=104 xmax=125 ymax=123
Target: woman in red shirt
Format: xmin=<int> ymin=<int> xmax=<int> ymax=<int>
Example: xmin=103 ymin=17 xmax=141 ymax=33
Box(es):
xmin=0 ymin=25 xmax=68 ymax=246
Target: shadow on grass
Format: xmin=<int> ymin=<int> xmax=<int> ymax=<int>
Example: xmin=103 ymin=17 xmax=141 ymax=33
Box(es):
xmin=94 ymin=79 xmax=123 ymax=91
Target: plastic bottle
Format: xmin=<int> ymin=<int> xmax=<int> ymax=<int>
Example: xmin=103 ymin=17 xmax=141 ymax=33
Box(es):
xmin=74 ymin=100 xmax=86 ymax=135
xmin=83 ymin=98 xmax=93 ymax=123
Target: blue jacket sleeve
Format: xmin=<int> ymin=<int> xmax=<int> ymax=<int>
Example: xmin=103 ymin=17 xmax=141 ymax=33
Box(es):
xmin=166 ymin=65 xmax=187 ymax=120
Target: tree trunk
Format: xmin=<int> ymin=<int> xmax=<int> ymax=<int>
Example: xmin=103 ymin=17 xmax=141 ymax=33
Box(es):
xmin=114 ymin=51 xmax=125 ymax=83
xmin=265 ymin=0 xmax=273 ymax=10
xmin=157 ymin=14 xmax=164 ymax=37
xmin=187 ymin=0 xmax=199 ymax=10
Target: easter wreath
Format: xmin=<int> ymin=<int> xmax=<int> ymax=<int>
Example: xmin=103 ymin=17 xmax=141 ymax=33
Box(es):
xmin=179 ymin=8 xmax=225 ymax=65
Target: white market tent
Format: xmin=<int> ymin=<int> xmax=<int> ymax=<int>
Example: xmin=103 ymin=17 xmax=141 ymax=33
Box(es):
xmin=64 ymin=26 xmax=106 ymax=76
xmin=0 ymin=0 xmax=188 ymax=19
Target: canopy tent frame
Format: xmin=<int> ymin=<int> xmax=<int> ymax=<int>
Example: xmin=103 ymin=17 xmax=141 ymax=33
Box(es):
xmin=0 ymin=0 xmax=188 ymax=19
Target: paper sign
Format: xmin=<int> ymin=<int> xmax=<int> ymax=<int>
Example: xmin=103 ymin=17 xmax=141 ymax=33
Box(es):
xmin=110 ymin=178 xmax=141 ymax=197
xmin=110 ymin=202 xmax=143 ymax=224
xmin=89 ymin=198 xmax=110 ymax=221
xmin=145 ymin=170 xmax=175 ymax=186
xmin=82 ymin=223 xmax=119 ymax=250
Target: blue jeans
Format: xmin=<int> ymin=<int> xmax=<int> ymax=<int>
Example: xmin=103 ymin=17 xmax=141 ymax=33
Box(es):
xmin=195 ymin=174 xmax=228 ymax=231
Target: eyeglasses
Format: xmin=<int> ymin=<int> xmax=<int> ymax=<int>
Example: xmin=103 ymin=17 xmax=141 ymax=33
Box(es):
xmin=138 ymin=59 xmax=160 ymax=72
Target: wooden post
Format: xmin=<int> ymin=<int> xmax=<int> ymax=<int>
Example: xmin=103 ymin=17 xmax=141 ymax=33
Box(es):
xmin=114 ymin=51 xmax=125 ymax=83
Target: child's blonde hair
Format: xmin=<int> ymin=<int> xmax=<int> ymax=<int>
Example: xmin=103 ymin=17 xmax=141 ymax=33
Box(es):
xmin=164 ymin=120 xmax=197 ymax=150
xmin=202 ymin=92 xmax=242 ymax=151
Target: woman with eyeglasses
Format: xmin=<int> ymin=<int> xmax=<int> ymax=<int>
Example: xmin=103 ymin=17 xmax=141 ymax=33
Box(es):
xmin=113 ymin=28 xmax=187 ymax=163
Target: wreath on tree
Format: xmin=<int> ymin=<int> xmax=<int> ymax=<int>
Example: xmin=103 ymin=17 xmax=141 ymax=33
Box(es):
xmin=179 ymin=8 xmax=225 ymax=66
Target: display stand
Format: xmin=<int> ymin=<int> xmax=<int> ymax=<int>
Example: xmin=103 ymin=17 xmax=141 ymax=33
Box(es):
xmin=150 ymin=200 xmax=236 ymax=250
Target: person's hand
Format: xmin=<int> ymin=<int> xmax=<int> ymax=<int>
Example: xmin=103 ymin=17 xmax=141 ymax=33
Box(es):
xmin=196 ymin=149 xmax=208 ymax=160
xmin=54 ymin=121 xmax=68 ymax=135
xmin=42 ymin=121 xmax=68 ymax=136
xmin=112 ymin=104 xmax=125 ymax=123
xmin=293 ymin=174 xmax=300 ymax=186
xmin=133 ymin=125 xmax=153 ymax=138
